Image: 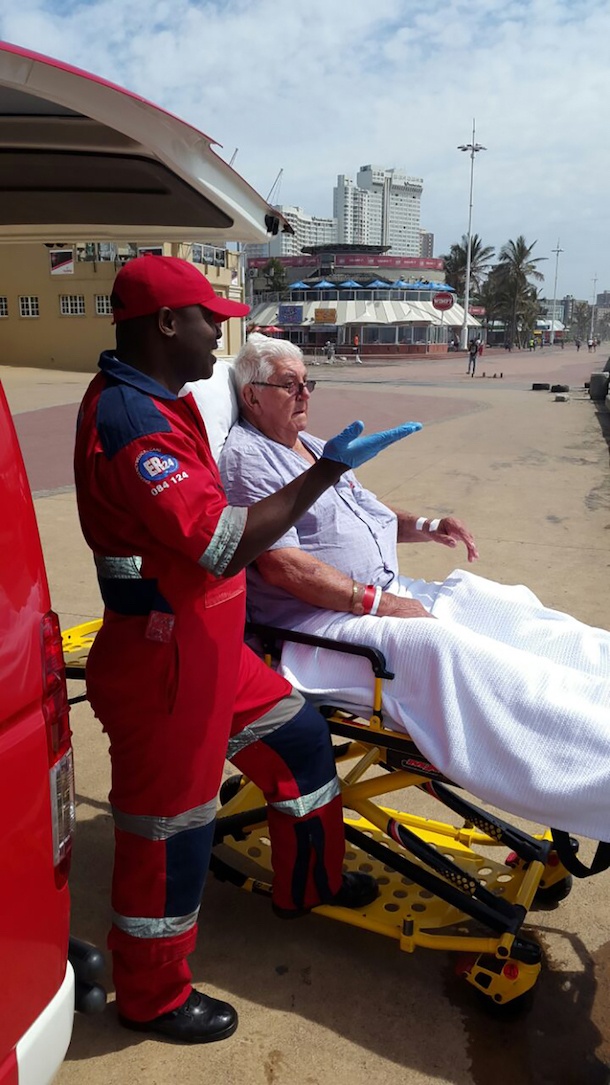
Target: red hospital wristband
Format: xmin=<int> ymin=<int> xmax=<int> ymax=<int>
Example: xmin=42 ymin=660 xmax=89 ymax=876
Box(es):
xmin=362 ymin=585 xmax=376 ymax=615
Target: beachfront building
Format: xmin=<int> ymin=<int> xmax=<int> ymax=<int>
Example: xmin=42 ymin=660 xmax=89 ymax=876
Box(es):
xmin=245 ymin=205 xmax=337 ymax=259
xmin=0 ymin=241 xmax=244 ymax=371
xmin=246 ymin=244 xmax=478 ymax=355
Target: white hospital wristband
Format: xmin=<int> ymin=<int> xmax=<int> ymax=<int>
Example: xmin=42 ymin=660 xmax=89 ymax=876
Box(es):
xmin=415 ymin=517 xmax=428 ymax=532
xmin=428 ymin=518 xmax=441 ymax=532
xmin=369 ymin=586 xmax=383 ymax=616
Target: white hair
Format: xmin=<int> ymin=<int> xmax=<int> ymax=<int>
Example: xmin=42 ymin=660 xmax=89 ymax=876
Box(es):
xmin=233 ymin=333 xmax=304 ymax=400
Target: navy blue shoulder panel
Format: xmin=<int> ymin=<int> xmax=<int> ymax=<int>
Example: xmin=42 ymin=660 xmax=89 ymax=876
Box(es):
xmin=96 ymin=381 xmax=172 ymax=460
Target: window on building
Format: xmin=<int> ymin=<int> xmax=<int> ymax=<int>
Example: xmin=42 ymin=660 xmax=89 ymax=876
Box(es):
xmin=95 ymin=295 xmax=113 ymax=316
xmin=191 ymin=244 xmax=203 ymax=264
xmin=19 ymin=296 xmax=39 ymax=318
xmin=0 ymin=297 xmax=8 ymax=317
xmin=60 ymin=295 xmax=86 ymax=316
xmin=214 ymin=248 xmax=226 ymax=267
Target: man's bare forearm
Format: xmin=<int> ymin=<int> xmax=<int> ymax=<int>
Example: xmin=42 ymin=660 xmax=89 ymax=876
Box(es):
xmin=223 ymin=458 xmax=344 ymax=577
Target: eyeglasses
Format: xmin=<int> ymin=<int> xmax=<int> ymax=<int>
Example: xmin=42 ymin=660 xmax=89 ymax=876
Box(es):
xmin=250 ymin=379 xmax=316 ymax=396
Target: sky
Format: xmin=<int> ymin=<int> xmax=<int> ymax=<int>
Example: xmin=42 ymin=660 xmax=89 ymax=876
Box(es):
xmin=2 ymin=0 xmax=609 ymax=299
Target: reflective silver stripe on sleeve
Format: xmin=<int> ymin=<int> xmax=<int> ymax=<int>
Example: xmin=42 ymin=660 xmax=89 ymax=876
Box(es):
xmin=198 ymin=505 xmax=248 ymax=577
xmin=269 ymin=776 xmax=341 ymax=818
xmin=112 ymin=908 xmax=200 ymax=939
xmin=227 ymin=688 xmax=305 ymax=761
xmin=94 ymin=555 xmax=143 ymax=579
xmin=111 ymin=798 xmax=217 ymax=841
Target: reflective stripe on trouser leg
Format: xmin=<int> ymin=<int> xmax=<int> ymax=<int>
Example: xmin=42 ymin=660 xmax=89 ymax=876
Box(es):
xmin=110 ymin=800 xmax=217 ymax=1021
xmin=230 ymin=697 xmax=345 ymax=911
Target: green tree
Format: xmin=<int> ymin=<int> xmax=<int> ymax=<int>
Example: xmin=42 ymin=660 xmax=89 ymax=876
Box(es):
xmin=474 ymin=267 xmax=507 ymax=334
xmin=494 ymin=236 xmax=545 ymax=347
xmin=262 ymin=257 xmax=287 ymax=293
xmin=570 ymin=301 xmax=592 ymax=340
xmin=441 ymin=234 xmax=495 ymax=296
xmin=596 ymin=312 xmax=610 ymax=342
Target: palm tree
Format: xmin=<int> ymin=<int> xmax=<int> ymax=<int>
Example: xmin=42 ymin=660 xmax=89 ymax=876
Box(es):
xmin=441 ymin=234 xmax=495 ymax=296
xmin=494 ymin=236 xmax=545 ymax=347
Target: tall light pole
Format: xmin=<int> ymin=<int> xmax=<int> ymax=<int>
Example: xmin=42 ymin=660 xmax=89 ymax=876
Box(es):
xmin=458 ymin=120 xmax=486 ymax=350
xmin=590 ymin=272 xmax=598 ymax=339
xmin=550 ymin=239 xmax=564 ymax=346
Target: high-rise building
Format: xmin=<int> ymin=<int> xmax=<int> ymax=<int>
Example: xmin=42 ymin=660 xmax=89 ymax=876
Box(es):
xmin=333 ymin=166 xmax=423 ymax=256
xmin=540 ymin=298 xmax=565 ymax=322
xmin=245 ymin=205 xmax=336 ymax=259
xmin=596 ymin=290 xmax=610 ymax=309
xmin=420 ymin=230 xmax=434 ymax=258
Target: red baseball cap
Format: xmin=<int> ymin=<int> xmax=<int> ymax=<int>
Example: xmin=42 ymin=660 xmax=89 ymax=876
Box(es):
xmin=111 ymin=255 xmax=250 ymax=323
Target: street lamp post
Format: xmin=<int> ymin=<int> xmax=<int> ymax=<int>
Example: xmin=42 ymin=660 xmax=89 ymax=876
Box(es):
xmin=550 ymin=240 xmax=564 ymax=346
xmin=590 ymin=273 xmax=598 ymax=340
xmin=458 ymin=119 xmax=486 ymax=351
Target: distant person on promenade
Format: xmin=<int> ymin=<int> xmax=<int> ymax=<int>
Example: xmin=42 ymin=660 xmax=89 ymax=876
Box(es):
xmin=575 ymin=338 xmax=581 ymax=352
xmin=588 ymin=337 xmax=594 ymax=352
xmin=467 ymin=337 xmax=479 ymax=376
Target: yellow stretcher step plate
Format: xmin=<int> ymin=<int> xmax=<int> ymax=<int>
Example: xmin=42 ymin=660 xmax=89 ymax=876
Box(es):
xmin=220 ymin=805 xmax=522 ymax=947
xmin=62 ymin=618 xmax=102 ymax=666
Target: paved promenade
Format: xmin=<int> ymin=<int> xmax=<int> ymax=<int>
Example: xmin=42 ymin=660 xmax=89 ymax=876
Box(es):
xmin=3 ymin=344 xmax=610 ymax=1085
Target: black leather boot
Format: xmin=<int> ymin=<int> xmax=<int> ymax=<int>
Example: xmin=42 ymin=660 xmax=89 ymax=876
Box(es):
xmin=273 ymin=871 xmax=379 ymax=919
xmin=119 ymin=988 xmax=238 ymax=1044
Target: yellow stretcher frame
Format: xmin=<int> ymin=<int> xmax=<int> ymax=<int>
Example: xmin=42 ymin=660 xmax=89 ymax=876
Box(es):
xmin=62 ymin=616 xmax=574 ymax=1013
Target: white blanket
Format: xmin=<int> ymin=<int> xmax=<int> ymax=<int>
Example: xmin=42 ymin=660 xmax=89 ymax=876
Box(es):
xmin=278 ymin=570 xmax=610 ymax=841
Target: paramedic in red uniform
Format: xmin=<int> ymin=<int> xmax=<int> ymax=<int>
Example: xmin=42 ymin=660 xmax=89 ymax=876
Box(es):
xmin=74 ymin=256 xmax=421 ymax=1044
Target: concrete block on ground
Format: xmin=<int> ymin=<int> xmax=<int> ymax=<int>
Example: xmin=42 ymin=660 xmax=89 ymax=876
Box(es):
xmin=589 ymin=371 xmax=610 ymax=400
xmin=555 ymin=393 xmax=570 ymax=402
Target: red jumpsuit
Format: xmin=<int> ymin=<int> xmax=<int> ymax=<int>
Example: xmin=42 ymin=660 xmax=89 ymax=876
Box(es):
xmin=74 ymin=352 xmax=345 ymax=1021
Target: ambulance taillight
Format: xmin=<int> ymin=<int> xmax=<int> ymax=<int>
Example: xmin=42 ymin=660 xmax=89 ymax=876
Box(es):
xmin=41 ymin=610 xmax=75 ymax=888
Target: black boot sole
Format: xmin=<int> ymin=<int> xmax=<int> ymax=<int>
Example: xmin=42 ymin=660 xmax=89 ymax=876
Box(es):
xmin=272 ymin=883 xmax=379 ymax=920
xmin=118 ymin=1014 xmax=238 ymax=1044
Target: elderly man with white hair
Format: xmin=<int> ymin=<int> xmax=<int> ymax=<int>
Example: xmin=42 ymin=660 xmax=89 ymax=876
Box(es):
xmin=219 ymin=334 xmax=610 ymax=843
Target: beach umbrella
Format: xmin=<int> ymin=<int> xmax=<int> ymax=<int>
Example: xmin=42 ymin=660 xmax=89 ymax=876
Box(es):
xmin=367 ymin=279 xmax=392 ymax=288
xmin=338 ymin=279 xmax=363 ymax=288
xmin=313 ymin=279 xmax=335 ymax=289
xmin=289 ymin=280 xmax=310 ymax=289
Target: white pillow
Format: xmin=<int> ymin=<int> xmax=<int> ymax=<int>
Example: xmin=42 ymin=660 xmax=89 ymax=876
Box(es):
xmin=180 ymin=359 xmax=239 ymax=462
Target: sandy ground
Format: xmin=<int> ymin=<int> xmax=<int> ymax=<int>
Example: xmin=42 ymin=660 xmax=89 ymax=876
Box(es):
xmin=3 ymin=343 xmax=610 ymax=1085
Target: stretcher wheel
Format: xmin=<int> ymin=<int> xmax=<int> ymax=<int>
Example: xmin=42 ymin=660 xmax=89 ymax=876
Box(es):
xmin=220 ymin=773 xmax=245 ymax=806
xmin=534 ymin=874 xmax=573 ymax=905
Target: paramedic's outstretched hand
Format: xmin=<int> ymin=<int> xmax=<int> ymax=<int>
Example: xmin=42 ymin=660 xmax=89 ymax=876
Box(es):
xmin=323 ymin=420 xmax=422 ymax=469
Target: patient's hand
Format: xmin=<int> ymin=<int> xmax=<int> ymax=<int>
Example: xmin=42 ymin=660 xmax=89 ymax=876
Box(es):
xmin=432 ymin=517 xmax=479 ymax=563
xmin=378 ymin=596 xmax=435 ymax=620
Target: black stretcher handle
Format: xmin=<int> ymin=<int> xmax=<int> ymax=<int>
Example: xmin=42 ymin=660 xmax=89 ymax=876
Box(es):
xmin=246 ymin=621 xmax=395 ymax=680
xmin=551 ymin=829 xmax=610 ymax=879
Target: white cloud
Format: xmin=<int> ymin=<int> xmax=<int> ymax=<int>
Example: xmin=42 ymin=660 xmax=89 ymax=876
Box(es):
xmin=2 ymin=0 xmax=609 ymax=297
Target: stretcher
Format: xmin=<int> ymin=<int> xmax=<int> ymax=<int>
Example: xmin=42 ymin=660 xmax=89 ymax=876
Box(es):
xmin=62 ymin=616 xmax=577 ymax=1014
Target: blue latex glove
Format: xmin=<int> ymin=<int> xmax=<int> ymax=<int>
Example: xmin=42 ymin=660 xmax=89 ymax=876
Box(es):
xmin=323 ymin=420 xmax=422 ymax=469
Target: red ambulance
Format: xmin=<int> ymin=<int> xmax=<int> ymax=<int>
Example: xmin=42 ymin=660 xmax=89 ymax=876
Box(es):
xmin=0 ymin=38 xmax=284 ymax=1080
xmin=0 ymin=41 xmax=284 ymax=1083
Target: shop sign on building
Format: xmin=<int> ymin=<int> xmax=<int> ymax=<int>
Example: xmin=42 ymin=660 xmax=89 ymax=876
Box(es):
xmin=49 ymin=249 xmax=74 ymax=275
xmin=278 ymin=304 xmax=304 ymax=324
xmin=314 ymin=308 xmax=337 ymax=324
